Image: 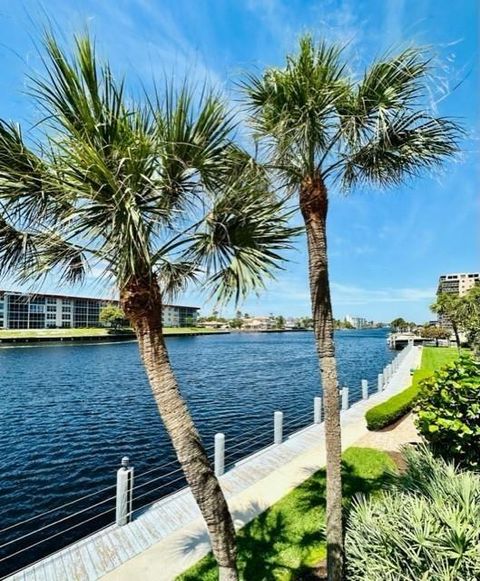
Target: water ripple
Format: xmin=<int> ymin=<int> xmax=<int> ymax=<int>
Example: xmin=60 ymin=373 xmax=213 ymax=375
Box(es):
xmin=0 ymin=329 xmax=392 ymax=575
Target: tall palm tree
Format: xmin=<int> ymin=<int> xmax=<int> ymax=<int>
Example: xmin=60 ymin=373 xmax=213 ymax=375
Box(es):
xmin=0 ymin=34 xmax=298 ymax=580
xmin=242 ymin=36 xmax=462 ymax=580
xmin=431 ymin=293 xmax=463 ymax=349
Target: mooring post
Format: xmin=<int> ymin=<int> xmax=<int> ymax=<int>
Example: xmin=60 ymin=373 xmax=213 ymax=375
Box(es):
xmin=116 ymin=456 xmax=134 ymax=526
xmin=341 ymin=387 xmax=349 ymax=411
xmin=377 ymin=373 xmax=384 ymax=392
xmin=214 ymin=433 xmax=225 ymax=477
xmin=361 ymin=379 xmax=368 ymax=400
xmin=314 ymin=396 xmax=322 ymax=424
xmin=385 ymin=364 xmax=391 ymax=382
xmin=274 ymin=411 xmax=283 ymax=445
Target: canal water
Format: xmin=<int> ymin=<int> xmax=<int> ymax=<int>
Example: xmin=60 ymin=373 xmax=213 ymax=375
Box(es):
xmin=0 ymin=329 xmax=393 ymax=575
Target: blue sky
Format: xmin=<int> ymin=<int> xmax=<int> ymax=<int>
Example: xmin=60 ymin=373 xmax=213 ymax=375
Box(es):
xmin=0 ymin=0 xmax=478 ymax=322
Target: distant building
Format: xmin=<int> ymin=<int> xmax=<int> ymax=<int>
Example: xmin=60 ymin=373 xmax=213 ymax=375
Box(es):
xmin=345 ymin=315 xmax=367 ymax=329
xmin=284 ymin=317 xmax=300 ymax=330
xmin=436 ymin=272 xmax=480 ymax=327
xmin=198 ymin=320 xmax=228 ymax=329
xmin=437 ymin=272 xmax=480 ymax=297
xmin=243 ymin=315 xmax=275 ymax=330
xmin=0 ymin=290 xmax=198 ymax=329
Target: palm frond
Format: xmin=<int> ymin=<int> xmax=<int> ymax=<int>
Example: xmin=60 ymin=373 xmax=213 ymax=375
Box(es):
xmin=340 ymin=112 xmax=461 ymax=188
xmin=156 ymin=260 xmax=201 ymax=301
xmin=186 ymin=166 xmax=301 ymax=304
xmin=0 ymin=120 xmax=65 ymax=225
xmin=241 ymin=35 xmax=347 ymax=177
xmin=0 ymin=216 xmax=39 ymax=278
xmin=1 ymin=30 xmax=298 ymax=309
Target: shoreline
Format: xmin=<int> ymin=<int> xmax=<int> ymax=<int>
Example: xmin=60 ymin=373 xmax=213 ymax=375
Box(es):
xmin=0 ymin=328 xmax=229 ymax=346
xmin=0 ymin=326 xmax=386 ymax=347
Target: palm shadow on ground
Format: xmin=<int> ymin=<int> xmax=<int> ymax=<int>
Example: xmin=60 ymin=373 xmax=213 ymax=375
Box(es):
xmin=177 ymin=448 xmax=395 ymax=580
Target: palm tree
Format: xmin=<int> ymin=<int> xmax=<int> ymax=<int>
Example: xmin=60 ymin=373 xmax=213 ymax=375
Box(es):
xmin=0 ymin=33 xmax=298 ymax=580
xmin=431 ymin=293 xmax=463 ymax=349
xmin=242 ymin=36 xmax=462 ymax=580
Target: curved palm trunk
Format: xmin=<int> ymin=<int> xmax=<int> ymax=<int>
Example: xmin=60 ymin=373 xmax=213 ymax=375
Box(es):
xmin=121 ymin=277 xmax=238 ymax=581
xmin=300 ymin=175 xmax=343 ymax=581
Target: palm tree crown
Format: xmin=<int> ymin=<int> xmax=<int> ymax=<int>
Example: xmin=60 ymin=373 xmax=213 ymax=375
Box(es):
xmin=0 ymin=33 xmax=298 ymax=301
xmin=243 ymin=36 xmax=462 ymax=190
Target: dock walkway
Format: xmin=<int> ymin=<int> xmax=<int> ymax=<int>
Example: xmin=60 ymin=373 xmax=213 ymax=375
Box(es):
xmin=9 ymin=346 xmax=421 ymax=581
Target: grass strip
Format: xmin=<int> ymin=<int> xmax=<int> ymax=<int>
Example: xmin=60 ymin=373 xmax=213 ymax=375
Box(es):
xmin=366 ymin=347 xmax=459 ymax=431
xmin=177 ymin=447 xmax=395 ymax=581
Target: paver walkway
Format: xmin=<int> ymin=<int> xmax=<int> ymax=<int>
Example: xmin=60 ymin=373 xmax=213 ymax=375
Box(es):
xmin=9 ymin=346 xmax=421 ymax=581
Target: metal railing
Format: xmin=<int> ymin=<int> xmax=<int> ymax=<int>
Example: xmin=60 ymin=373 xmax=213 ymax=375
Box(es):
xmin=1 ymin=344 xmax=416 ymax=578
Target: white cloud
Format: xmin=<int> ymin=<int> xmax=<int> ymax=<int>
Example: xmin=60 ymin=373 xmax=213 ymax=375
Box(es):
xmin=331 ymin=282 xmax=435 ymax=305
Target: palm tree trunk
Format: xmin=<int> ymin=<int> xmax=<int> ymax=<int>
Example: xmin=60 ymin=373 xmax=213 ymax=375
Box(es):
xmin=300 ymin=174 xmax=343 ymax=581
xmin=452 ymin=322 xmax=461 ymax=350
xmin=121 ymin=277 xmax=238 ymax=581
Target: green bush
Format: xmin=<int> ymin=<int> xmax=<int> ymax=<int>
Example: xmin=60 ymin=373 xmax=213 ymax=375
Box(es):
xmin=345 ymin=445 xmax=480 ymax=580
xmin=415 ymin=354 xmax=480 ymax=469
xmin=365 ymin=384 xmax=417 ymax=430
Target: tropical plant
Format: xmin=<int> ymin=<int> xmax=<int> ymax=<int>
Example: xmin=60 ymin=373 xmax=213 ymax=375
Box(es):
xmin=390 ymin=317 xmax=409 ymax=332
xmin=365 ymin=382 xmax=418 ymax=430
xmin=345 ymin=445 xmax=480 ymax=581
xmin=275 ymin=315 xmax=286 ymax=329
xmin=421 ymin=324 xmax=450 ymax=346
xmin=0 ymin=33 xmax=299 ymax=580
xmin=99 ymin=304 xmax=126 ymax=330
xmin=242 ymin=35 xmax=462 ymax=579
xmin=459 ymin=286 xmax=480 ymax=355
xmin=415 ymin=354 xmax=480 ymax=469
xmin=431 ymin=293 xmax=463 ymax=348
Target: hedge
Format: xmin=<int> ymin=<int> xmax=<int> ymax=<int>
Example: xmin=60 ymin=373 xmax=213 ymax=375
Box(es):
xmin=365 ymin=383 xmax=418 ymax=430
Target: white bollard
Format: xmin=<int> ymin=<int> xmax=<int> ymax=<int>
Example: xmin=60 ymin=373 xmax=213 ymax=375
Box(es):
xmin=116 ymin=456 xmax=134 ymax=526
xmin=385 ymin=364 xmax=391 ymax=382
xmin=378 ymin=373 xmax=384 ymax=392
xmin=214 ymin=433 xmax=225 ymax=477
xmin=341 ymin=387 xmax=349 ymax=411
xmin=361 ymin=379 xmax=368 ymax=400
xmin=274 ymin=411 xmax=283 ymax=445
xmin=314 ymin=397 xmax=322 ymax=424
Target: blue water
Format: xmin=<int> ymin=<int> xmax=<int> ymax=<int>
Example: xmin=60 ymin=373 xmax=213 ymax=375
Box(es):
xmin=0 ymin=329 xmax=392 ymax=576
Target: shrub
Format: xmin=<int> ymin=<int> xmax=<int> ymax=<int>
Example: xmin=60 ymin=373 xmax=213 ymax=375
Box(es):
xmin=415 ymin=354 xmax=480 ymax=469
xmin=345 ymin=445 xmax=480 ymax=580
xmin=365 ymin=384 xmax=417 ymax=430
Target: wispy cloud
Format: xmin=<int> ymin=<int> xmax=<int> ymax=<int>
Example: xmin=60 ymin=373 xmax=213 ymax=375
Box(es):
xmin=331 ymin=282 xmax=436 ymax=305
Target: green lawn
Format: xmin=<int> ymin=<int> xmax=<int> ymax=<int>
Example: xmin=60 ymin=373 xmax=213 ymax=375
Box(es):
xmin=409 ymin=346 xmax=460 ymax=391
xmin=0 ymin=326 xmax=223 ymax=340
xmin=177 ymin=447 xmax=395 ymax=581
xmin=0 ymin=327 xmax=111 ymax=338
xmin=366 ymin=346 xmax=460 ymax=430
xmin=163 ymin=327 xmax=227 ymax=335
xmin=418 ymin=345 xmax=459 ymax=374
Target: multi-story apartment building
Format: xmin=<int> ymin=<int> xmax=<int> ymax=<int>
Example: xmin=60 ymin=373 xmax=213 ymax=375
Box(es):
xmin=0 ymin=290 xmax=199 ymax=330
xmin=436 ymin=272 xmax=480 ymax=327
xmin=437 ymin=272 xmax=480 ymax=297
xmin=346 ymin=315 xmax=367 ymax=329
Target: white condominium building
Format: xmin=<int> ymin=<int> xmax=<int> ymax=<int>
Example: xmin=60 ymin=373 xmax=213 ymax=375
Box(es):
xmin=437 ymin=272 xmax=480 ymax=297
xmin=436 ymin=273 xmax=479 ymax=327
xmin=346 ymin=315 xmax=367 ymax=329
xmin=0 ymin=290 xmax=199 ymax=330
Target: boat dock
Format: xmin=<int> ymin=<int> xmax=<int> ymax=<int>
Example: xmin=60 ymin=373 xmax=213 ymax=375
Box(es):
xmin=387 ymin=332 xmax=430 ymax=349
